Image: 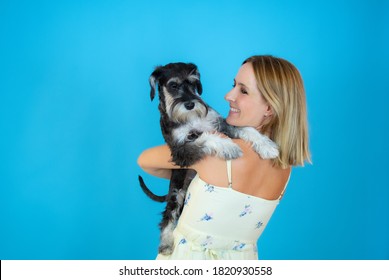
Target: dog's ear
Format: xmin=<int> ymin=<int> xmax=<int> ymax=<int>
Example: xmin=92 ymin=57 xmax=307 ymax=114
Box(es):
xmin=149 ymin=66 xmax=162 ymax=101
xmin=149 ymin=75 xmax=157 ymax=101
xmin=193 ymin=68 xmax=203 ymax=95
xmin=188 ymin=63 xmax=203 ymax=95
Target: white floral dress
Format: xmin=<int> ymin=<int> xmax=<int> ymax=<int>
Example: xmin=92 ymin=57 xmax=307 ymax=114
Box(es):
xmin=156 ymin=160 xmax=289 ymax=260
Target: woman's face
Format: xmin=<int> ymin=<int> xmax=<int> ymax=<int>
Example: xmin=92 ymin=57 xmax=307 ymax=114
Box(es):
xmin=225 ymin=62 xmax=271 ymax=129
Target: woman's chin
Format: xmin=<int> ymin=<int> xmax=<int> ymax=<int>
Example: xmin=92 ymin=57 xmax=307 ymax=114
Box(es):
xmin=226 ymin=116 xmax=240 ymax=127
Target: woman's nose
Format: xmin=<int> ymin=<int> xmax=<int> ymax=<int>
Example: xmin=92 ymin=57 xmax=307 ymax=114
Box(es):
xmin=225 ymin=88 xmax=236 ymax=102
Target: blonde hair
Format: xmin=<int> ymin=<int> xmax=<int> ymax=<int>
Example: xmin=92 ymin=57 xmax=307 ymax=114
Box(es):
xmin=243 ymin=55 xmax=311 ymax=168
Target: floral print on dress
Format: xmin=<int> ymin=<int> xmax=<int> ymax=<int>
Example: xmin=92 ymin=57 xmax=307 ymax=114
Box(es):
xmin=232 ymin=241 xmax=246 ymax=251
xmin=178 ymin=238 xmax=187 ymax=245
xmin=255 ymin=221 xmax=264 ymax=229
xmin=199 ymin=213 xmax=213 ymax=222
xmin=184 ymin=192 xmax=191 ymax=205
xmin=239 ymin=204 xmax=252 ymax=217
xmin=201 ymin=235 xmax=214 ymax=248
xmin=204 ymin=183 xmax=215 ymax=193
xmin=161 ymin=173 xmax=279 ymax=260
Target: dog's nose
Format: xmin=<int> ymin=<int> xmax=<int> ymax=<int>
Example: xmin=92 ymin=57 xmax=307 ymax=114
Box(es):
xmin=184 ymin=102 xmax=195 ymax=110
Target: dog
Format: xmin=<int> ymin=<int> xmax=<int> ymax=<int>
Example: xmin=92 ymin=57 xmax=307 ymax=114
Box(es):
xmin=139 ymin=62 xmax=279 ymax=255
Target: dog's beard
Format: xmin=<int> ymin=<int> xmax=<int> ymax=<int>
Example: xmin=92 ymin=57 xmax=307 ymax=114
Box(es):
xmin=165 ymin=93 xmax=208 ymax=123
xmin=171 ymin=102 xmax=208 ymax=123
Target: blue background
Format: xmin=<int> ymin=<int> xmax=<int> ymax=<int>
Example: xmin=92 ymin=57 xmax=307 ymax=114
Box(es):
xmin=1 ymin=0 xmax=388 ymax=260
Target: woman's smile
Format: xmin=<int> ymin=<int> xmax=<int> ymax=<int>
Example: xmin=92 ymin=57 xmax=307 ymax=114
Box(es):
xmin=229 ymin=106 xmax=240 ymax=113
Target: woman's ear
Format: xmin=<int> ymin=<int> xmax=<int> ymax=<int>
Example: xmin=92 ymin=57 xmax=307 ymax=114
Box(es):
xmin=265 ymin=105 xmax=273 ymax=117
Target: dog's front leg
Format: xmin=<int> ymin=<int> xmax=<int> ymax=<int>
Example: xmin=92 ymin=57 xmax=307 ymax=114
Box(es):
xmin=230 ymin=127 xmax=279 ymax=159
xmin=199 ymin=132 xmax=243 ymax=159
xmin=171 ymin=132 xmax=243 ymax=167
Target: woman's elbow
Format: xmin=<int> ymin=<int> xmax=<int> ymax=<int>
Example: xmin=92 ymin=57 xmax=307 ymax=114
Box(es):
xmin=137 ymin=151 xmax=148 ymax=170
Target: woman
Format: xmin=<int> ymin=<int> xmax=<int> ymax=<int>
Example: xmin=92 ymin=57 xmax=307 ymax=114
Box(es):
xmin=137 ymin=55 xmax=311 ymax=259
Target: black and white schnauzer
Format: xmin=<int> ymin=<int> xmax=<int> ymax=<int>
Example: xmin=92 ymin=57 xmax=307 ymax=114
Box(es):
xmin=139 ymin=62 xmax=279 ymax=255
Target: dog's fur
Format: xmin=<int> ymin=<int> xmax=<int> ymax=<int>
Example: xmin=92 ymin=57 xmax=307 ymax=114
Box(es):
xmin=139 ymin=62 xmax=279 ymax=255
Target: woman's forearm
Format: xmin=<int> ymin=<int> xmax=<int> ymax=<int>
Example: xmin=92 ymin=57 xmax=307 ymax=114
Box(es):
xmin=139 ymin=165 xmax=172 ymax=179
xmin=137 ymin=145 xmax=178 ymax=179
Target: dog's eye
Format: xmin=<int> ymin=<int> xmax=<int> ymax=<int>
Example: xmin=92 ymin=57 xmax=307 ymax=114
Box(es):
xmin=168 ymin=82 xmax=178 ymax=89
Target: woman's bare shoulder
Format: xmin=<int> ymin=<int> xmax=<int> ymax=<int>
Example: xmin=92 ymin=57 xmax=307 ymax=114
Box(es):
xmin=231 ymin=138 xmax=291 ymax=199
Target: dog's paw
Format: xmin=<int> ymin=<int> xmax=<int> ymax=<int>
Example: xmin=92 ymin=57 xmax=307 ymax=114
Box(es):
xmin=232 ymin=126 xmax=279 ymax=159
xmin=158 ymin=244 xmax=174 ymax=255
xmin=253 ymin=137 xmax=279 ymax=159
xmin=220 ymin=140 xmax=243 ymax=160
xmin=186 ymin=130 xmax=203 ymax=142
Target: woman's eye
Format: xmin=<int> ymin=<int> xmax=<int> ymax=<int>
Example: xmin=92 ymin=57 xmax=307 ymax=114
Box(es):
xmin=241 ymin=88 xmax=248 ymax=94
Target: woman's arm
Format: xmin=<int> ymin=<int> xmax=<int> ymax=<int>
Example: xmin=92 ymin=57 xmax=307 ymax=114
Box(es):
xmin=138 ymin=133 xmax=229 ymax=180
xmin=137 ymin=144 xmax=181 ymax=179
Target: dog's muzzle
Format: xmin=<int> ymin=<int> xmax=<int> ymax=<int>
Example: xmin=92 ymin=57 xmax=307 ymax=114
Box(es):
xmin=170 ymin=98 xmax=208 ymax=123
xmin=184 ymin=102 xmax=195 ymax=110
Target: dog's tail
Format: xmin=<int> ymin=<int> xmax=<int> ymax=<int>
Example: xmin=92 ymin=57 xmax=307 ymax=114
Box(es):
xmin=138 ymin=175 xmax=167 ymax=202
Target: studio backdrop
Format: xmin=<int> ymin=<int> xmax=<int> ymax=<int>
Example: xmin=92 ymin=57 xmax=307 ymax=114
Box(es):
xmin=1 ymin=0 xmax=388 ymax=259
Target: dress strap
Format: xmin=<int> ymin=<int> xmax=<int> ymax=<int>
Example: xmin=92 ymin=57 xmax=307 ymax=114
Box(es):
xmin=226 ymin=160 xmax=232 ymax=189
xmin=278 ymin=171 xmax=291 ymax=200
